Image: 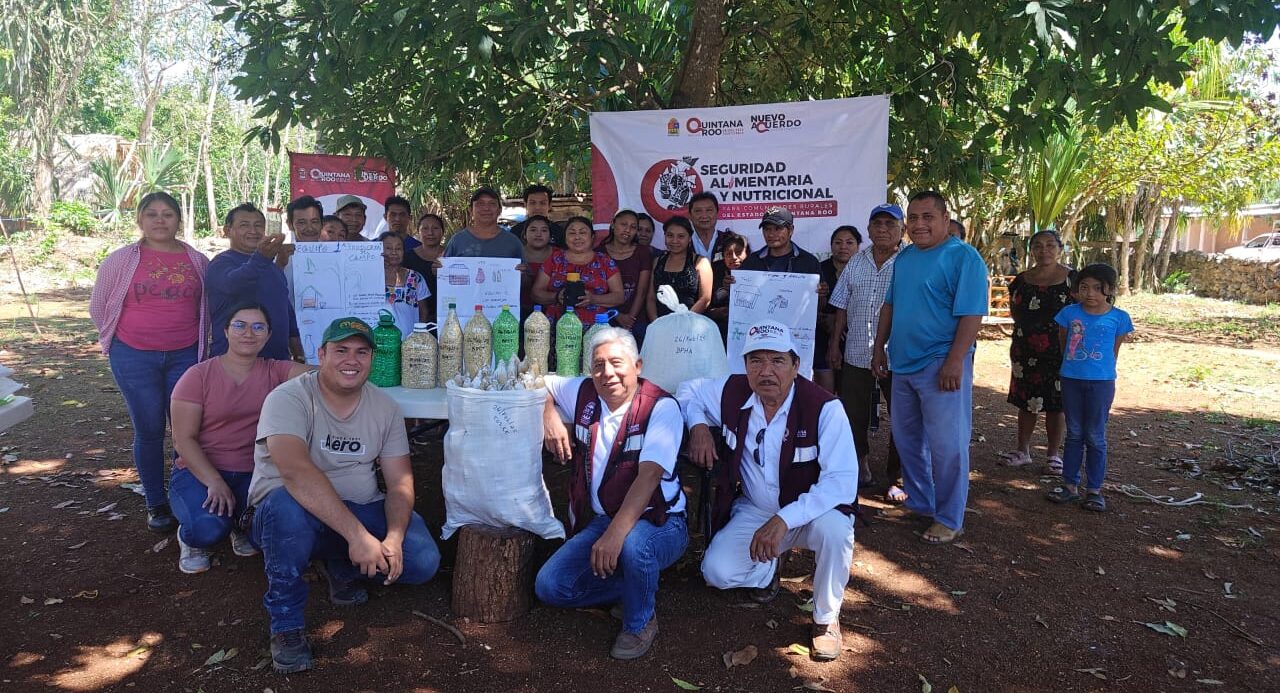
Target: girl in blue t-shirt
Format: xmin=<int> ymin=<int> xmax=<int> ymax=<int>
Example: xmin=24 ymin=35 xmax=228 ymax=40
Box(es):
xmin=1046 ymin=263 xmax=1133 ymax=512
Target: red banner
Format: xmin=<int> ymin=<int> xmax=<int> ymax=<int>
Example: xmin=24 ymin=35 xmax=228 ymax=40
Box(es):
xmin=289 ymin=152 xmax=396 ymax=239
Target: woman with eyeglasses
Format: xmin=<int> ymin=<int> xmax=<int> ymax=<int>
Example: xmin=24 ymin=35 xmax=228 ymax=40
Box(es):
xmin=167 ymin=303 xmax=310 ymax=574
xmin=90 ymin=191 xmax=210 ymax=534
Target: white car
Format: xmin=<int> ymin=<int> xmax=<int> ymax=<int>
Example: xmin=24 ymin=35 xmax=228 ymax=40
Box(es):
xmin=1222 ymin=232 xmax=1280 ymax=262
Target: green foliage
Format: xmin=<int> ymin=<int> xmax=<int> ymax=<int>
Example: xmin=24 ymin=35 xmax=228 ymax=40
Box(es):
xmin=139 ymin=144 xmax=183 ymax=194
xmin=91 ymin=156 xmax=132 ymax=221
xmin=210 ymin=0 xmax=1279 ymax=196
xmin=43 ymin=199 xmax=98 ymax=235
xmin=1161 ymin=269 xmax=1192 ymax=293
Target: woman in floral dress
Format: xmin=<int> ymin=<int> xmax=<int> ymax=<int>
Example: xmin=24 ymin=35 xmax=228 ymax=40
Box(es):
xmin=1002 ymin=229 xmax=1073 ymax=473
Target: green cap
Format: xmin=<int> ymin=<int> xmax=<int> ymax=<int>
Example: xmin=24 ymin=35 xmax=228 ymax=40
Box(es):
xmin=322 ymin=317 xmax=375 ymax=347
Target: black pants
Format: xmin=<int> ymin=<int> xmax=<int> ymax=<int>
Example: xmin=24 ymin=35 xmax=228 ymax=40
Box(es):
xmin=840 ymin=365 xmax=901 ymax=485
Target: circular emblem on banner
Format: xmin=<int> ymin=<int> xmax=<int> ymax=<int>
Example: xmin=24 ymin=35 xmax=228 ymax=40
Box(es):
xmin=639 ymin=158 xmax=703 ymax=223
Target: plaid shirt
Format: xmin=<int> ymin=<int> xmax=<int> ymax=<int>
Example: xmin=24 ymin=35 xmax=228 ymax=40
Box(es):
xmin=827 ymin=243 xmax=902 ymax=369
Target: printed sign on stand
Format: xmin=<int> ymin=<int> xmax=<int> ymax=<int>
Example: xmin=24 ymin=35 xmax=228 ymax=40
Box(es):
xmin=727 ymin=270 xmax=819 ymax=379
xmin=435 ymin=258 xmax=522 ymax=323
xmin=292 ymin=242 xmax=386 ymax=364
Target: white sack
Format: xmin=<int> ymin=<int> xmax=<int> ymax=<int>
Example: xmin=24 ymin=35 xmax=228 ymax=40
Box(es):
xmin=639 ymin=285 xmax=730 ymax=394
xmin=440 ymin=383 xmax=565 ymax=540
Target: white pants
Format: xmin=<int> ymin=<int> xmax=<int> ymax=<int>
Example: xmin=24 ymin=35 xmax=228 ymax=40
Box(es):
xmin=701 ymin=498 xmax=856 ymax=625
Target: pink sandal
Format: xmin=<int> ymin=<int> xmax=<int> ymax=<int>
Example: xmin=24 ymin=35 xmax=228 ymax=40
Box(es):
xmin=1047 ymin=455 xmax=1064 ymax=475
xmin=1000 ymin=451 xmax=1033 ymax=467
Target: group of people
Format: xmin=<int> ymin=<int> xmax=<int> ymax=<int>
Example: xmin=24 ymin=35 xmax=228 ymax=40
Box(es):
xmin=87 ymin=185 xmax=1133 ymax=674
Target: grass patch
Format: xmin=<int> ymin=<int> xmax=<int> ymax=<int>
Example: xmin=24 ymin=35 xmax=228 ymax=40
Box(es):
xmin=1124 ymin=292 xmax=1280 ymax=343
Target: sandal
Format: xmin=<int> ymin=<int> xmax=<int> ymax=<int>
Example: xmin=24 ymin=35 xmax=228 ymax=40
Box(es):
xmin=1047 ymin=455 xmax=1064 ymax=475
xmin=1045 ymin=486 xmax=1081 ymax=503
xmin=886 ymin=485 xmax=908 ymax=504
xmin=1081 ymin=492 xmax=1107 ymax=512
xmin=1001 ymin=451 xmax=1033 ymax=467
xmin=920 ymin=522 xmax=963 ymax=545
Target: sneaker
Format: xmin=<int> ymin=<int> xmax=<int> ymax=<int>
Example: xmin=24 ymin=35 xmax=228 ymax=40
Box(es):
xmin=176 ymin=535 xmax=211 ymax=575
xmin=810 ymin=622 xmax=842 ymax=661
xmin=147 ymin=504 xmax=177 ymax=533
xmin=610 ymin=617 xmax=658 ymax=660
xmin=270 ymin=629 xmax=314 ymax=674
xmin=229 ymin=531 xmax=259 ymax=557
xmin=317 ymin=563 xmax=368 ymax=607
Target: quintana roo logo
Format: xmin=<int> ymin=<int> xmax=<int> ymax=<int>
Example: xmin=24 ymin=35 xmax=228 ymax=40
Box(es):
xmin=639 ymin=157 xmax=704 ymax=224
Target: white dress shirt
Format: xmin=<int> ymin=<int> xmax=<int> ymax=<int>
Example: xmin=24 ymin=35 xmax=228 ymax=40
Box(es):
xmin=676 ymin=376 xmax=858 ymax=529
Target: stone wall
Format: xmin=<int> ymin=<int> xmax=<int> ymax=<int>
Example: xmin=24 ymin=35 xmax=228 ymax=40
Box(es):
xmin=1167 ymin=252 xmax=1280 ymax=304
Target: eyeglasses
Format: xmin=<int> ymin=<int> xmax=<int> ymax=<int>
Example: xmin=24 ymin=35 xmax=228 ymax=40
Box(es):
xmin=229 ymin=320 xmax=269 ymax=334
xmin=751 ymin=428 xmax=766 ymax=467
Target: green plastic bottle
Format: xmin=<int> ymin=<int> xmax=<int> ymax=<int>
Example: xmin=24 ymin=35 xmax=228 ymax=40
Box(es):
xmin=491 ymin=305 xmax=520 ymax=366
xmin=555 ymin=310 xmax=583 ymax=377
xmin=370 ymin=309 xmax=402 ymax=387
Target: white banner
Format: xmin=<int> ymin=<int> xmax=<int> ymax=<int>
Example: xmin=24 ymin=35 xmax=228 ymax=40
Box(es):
xmin=292 ymin=242 xmax=385 ymax=364
xmin=590 ymin=96 xmax=890 ymax=256
xmin=435 ymin=258 xmax=522 ymax=323
xmin=727 ymin=270 xmax=819 ymax=379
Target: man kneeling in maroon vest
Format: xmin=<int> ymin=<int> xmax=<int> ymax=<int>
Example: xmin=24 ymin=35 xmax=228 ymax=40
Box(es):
xmin=535 ymin=327 xmax=689 ymax=660
xmin=679 ymin=321 xmax=859 ymax=661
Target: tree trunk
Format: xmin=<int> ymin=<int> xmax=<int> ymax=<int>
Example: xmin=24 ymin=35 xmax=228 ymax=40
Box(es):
xmin=451 ymin=524 xmax=537 ymax=623
xmin=1132 ymin=185 xmax=1162 ymax=291
xmin=194 ymin=72 xmax=219 ymax=235
xmin=669 ymin=0 xmax=728 ymax=108
xmin=1116 ymin=194 xmax=1137 ymax=296
xmin=31 ymin=153 xmax=55 ymax=217
xmin=1155 ymin=200 xmax=1183 ymax=282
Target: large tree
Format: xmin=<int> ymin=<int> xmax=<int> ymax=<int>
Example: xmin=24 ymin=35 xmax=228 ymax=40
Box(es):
xmin=213 ymin=0 xmax=1278 ymax=194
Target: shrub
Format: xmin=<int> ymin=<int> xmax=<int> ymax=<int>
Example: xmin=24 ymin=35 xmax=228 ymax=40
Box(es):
xmin=44 ymin=200 xmax=99 ymax=236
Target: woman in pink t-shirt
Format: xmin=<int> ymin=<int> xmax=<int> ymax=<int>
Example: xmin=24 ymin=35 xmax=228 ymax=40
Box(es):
xmin=89 ymin=192 xmax=210 ymax=534
xmin=168 ymin=303 xmax=310 ymax=574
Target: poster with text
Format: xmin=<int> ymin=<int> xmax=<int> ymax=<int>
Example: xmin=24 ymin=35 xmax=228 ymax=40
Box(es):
xmin=590 ymin=96 xmax=889 ymax=257
xmin=727 ymin=270 xmax=819 ymax=379
xmin=289 ymin=152 xmax=396 ymax=240
xmin=436 ymin=258 xmax=522 ymax=325
xmin=292 ymin=242 xmax=386 ymax=364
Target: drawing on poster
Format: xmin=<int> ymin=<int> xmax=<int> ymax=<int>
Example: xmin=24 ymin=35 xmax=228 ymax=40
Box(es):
xmin=727 ymin=270 xmax=819 ymax=378
xmin=436 ymin=258 xmax=521 ymax=322
xmin=292 ymin=242 xmax=385 ymax=364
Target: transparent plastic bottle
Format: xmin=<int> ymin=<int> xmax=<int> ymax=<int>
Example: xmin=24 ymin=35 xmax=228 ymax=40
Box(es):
xmin=438 ymin=303 xmax=464 ymax=382
xmin=463 ymin=304 xmax=493 ymax=377
xmin=523 ymin=305 xmax=552 ymax=376
xmin=491 ymin=305 xmax=520 ymax=366
xmin=581 ymin=312 xmax=614 ymax=373
xmin=401 ymin=322 xmax=438 ymax=389
xmin=555 ymin=310 xmax=583 ymax=377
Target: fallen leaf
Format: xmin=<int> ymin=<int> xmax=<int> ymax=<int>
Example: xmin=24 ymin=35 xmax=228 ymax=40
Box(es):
xmin=1034 ymin=615 xmax=1049 ymax=629
xmin=203 ymin=649 xmax=227 ymax=667
xmin=918 ymin=673 xmax=933 ymax=693
xmin=72 ymin=590 xmax=98 ymax=599
xmin=52 ymin=500 xmax=77 ymax=509
xmin=1100 ymin=615 xmax=1117 ymax=621
xmin=1147 ymin=597 xmax=1177 ymax=612
xmin=20 ymin=596 xmax=34 ymax=604
xmin=1141 ymin=620 xmax=1188 ymax=638
xmin=1223 ymin=582 xmax=1233 ymax=597
xmin=44 ymin=597 xmax=63 ymax=605
xmin=789 ymin=643 xmax=811 ymax=656
xmin=780 ymin=573 xmax=812 ymax=583
xmin=800 ymin=676 xmax=836 ymax=691
xmin=796 ymin=599 xmax=814 ymax=613
xmin=948 ymin=688 xmax=961 ymax=693
xmin=765 ymin=619 xmax=779 ymax=630
xmin=96 ymin=502 xmax=118 ymax=514
xmin=1195 ymin=679 xmax=1225 ymax=685
xmin=251 ymin=657 xmax=271 ymax=671
xmin=1 ymin=453 xmax=16 ymax=463
xmin=125 ymin=645 xmax=150 ymax=658
xmin=949 ymin=590 xmax=967 ymax=597
xmin=722 ymin=644 xmax=758 ymax=668
xmin=1095 ymin=566 xmax=1106 ymax=576
xmin=1074 ymin=668 xmax=1108 ymax=680
xmin=67 ymin=541 xmax=88 ymax=550
xmin=670 ymin=676 xmax=701 ymax=690
xmin=0 ymin=507 xmax=8 ymax=513
xmin=1202 ymin=568 xmax=1219 ymax=580
xmin=151 ymin=537 xmax=171 ymax=554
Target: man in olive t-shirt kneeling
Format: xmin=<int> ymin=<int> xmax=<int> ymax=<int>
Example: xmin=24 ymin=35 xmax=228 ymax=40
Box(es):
xmin=246 ymin=317 xmax=440 ymax=674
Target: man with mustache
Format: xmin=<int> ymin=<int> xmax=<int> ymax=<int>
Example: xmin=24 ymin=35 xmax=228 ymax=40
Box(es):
xmin=679 ymin=321 xmax=858 ymax=661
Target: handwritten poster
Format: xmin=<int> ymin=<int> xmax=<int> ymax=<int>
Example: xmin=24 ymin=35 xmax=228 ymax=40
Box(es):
xmin=292 ymin=242 xmax=386 ymax=364
xmin=727 ymin=270 xmax=820 ymax=379
xmin=436 ymin=258 xmax=522 ymax=323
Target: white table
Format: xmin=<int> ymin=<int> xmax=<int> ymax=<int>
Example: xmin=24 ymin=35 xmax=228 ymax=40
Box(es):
xmin=383 ymin=386 xmax=449 ymax=420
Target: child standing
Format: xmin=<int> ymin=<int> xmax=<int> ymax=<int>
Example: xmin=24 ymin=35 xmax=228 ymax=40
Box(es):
xmin=1046 ymin=263 xmax=1133 ymax=512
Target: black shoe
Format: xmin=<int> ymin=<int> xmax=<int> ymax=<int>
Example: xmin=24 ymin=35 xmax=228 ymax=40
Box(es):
xmin=317 ymin=563 xmax=368 ymax=607
xmin=748 ymin=569 xmax=781 ymax=604
xmin=146 ymin=504 xmax=177 ymax=533
xmin=270 ymin=629 xmax=314 ymax=674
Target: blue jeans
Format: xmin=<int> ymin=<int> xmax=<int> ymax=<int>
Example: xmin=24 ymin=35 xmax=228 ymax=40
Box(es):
xmin=168 ymin=467 xmax=252 ymax=548
xmin=534 ymin=514 xmax=688 ymax=633
xmin=250 ymin=487 xmax=441 ymax=634
xmin=1060 ymin=377 xmax=1115 ymax=491
xmin=107 ymin=338 xmax=199 ymax=508
xmin=891 ymin=355 xmax=973 ymax=531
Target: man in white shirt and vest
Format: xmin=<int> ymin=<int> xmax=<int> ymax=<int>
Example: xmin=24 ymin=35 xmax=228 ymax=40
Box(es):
xmin=680 ymin=321 xmax=858 ymax=661
xmin=536 ymin=327 xmax=688 ymax=660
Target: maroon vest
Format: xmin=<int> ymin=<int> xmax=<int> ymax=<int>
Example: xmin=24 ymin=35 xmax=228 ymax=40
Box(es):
xmin=567 ymin=378 xmax=679 ymax=536
xmin=711 ymin=374 xmax=856 ymax=533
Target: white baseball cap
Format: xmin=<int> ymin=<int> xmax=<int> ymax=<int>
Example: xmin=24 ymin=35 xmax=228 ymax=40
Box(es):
xmin=742 ymin=320 xmax=798 ymax=357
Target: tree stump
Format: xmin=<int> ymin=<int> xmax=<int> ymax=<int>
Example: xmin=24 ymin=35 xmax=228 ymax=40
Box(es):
xmin=451 ymin=524 xmax=537 ymax=623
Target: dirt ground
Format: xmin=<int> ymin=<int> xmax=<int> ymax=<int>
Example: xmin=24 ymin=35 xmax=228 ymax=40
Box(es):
xmin=2 ymin=288 xmax=1279 ymax=693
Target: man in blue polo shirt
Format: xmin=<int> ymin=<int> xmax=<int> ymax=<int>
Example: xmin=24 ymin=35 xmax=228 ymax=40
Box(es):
xmin=870 ymin=191 xmax=987 ymax=545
